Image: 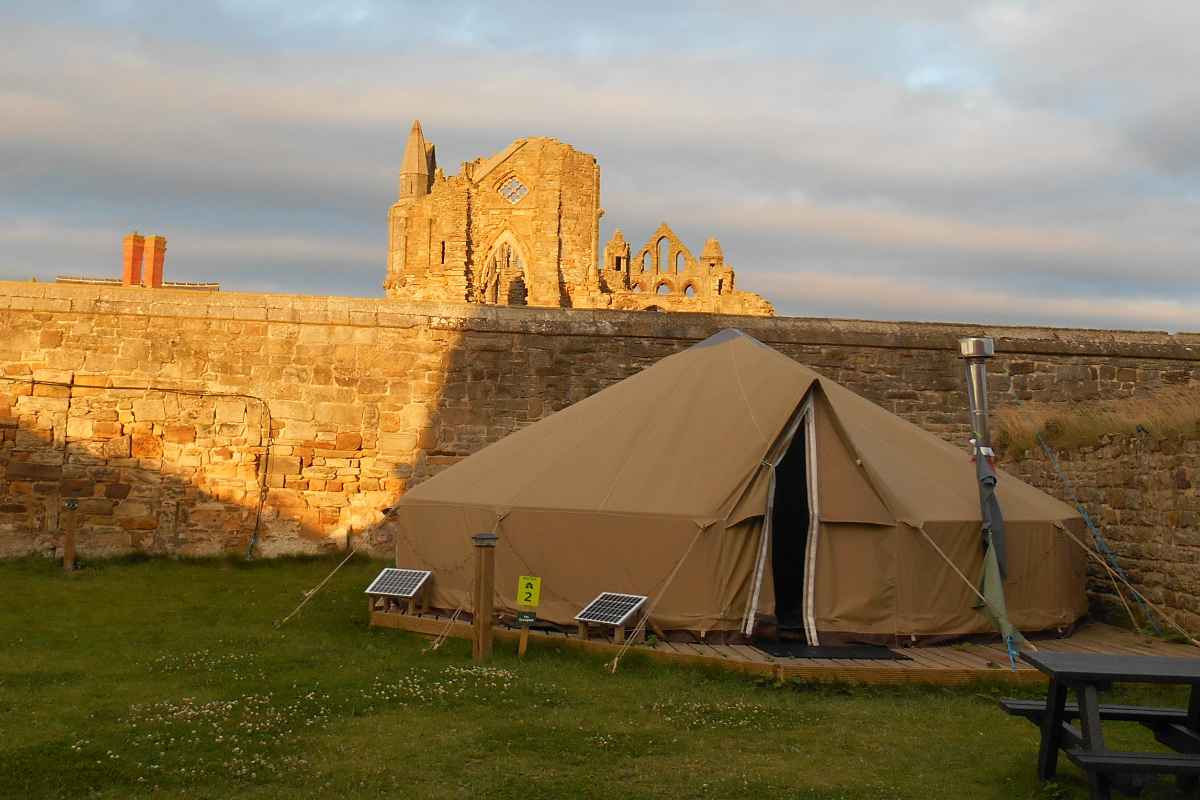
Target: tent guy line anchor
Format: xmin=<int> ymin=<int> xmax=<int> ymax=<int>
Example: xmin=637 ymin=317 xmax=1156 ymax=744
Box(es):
xmin=1036 ymin=432 xmax=1162 ymax=635
xmin=1053 ymin=524 xmax=1200 ymax=649
xmin=914 ymin=524 xmax=1037 ymax=657
xmin=275 ymin=545 xmax=361 ymax=629
xmin=608 ymin=521 xmax=708 ymax=674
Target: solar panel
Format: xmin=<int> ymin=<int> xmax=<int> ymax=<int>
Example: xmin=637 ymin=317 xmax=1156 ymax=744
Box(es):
xmin=574 ymin=592 xmax=647 ymax=626
xmin=365 ymin=568 xmax=431 ymax=599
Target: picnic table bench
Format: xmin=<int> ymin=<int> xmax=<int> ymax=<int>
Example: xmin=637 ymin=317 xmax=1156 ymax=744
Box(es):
xmin=1002 ymin=651 xmax=1200 ymax=799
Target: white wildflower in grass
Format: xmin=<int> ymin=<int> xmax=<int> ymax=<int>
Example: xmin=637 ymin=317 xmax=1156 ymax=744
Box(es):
xmin=122 ymin=686 xmax=333 ymax=786
xmin=357 ymin=664 xmax=562 ymax=711
xmin=650 ymin=698 xmax=794 ymax=731
xmin=147 ymin=645 xmax=267 ymax=682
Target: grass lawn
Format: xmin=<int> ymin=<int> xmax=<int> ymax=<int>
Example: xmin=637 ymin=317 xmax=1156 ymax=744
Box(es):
xmin=0 ymin=556 xmax=1192 ymax=799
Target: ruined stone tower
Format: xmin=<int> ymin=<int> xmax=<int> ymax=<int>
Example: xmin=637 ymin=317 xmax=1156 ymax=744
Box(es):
xmin=385 ymin=120 xmax=773 ymax=315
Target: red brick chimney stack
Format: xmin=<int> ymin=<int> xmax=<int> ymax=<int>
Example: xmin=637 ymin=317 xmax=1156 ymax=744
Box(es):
xmin=143 ymin=235 xmax=167 ymax=288
xmin=122 ymin=232 xmax=145 ymax=286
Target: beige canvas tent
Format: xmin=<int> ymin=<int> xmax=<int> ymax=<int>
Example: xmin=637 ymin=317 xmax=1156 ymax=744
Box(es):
xmin=388 ymin=329 xmax=1087 ymax=644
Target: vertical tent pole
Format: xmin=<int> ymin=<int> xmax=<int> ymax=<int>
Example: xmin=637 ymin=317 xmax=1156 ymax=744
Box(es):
xmin=471 ymin=532 xmax=497 ymax=663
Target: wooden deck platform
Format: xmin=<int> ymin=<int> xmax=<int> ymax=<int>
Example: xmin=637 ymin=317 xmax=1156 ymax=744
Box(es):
xmin=370 ymin=608 xmax=1198 ymax=686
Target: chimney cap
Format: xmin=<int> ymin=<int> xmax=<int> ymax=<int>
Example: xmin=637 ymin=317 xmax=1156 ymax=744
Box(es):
xmin=958 ymin=336 xmax=995 ymax=359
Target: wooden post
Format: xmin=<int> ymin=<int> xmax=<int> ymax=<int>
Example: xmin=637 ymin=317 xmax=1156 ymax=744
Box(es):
xmin=471 ymin=532 xmax=497 ymax=663
xmin=518 ymin=624 xmax=530 ymax=658
xmin=62 ymin=498 xmax=78 ymax=572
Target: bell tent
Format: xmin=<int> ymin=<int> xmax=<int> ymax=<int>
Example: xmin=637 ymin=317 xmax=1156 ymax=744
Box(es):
xmin=387 ymin=329 xmax=1087 ymax=644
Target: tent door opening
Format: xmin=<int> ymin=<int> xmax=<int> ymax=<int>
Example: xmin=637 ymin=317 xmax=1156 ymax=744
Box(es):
xmin=770 ymin=423 xmax=811 ymax=639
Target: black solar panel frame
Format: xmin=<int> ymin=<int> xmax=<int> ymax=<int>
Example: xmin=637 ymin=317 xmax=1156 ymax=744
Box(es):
xmin=574 ymin=592 xmax=647 ymax=626
xmin=364 ymin=568 xmax=431 ymax=599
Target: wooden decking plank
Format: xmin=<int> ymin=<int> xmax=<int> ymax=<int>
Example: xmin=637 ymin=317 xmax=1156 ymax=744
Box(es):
xmin=370 ymin=611 xmax=1200 ymax=687
xmin=710 ymin=644 xmax=748 ymax=661
xmin=727 ymin=644 xmax=773 ymax=663
xmin=928 ymin=647 xmax=990 ymax=670
xmin=903 ymin=649 xmax=960 ymax=670
xmin=677 ymin=642 xmax=716 ymax=658
xmin=693 ymin=643 xmax=728 ymax=658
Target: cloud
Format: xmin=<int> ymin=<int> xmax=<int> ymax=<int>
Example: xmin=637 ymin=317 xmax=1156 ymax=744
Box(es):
xmin=0 ymin=4 xmax=1197 ymax=330
xmin=757 ymin=269 xmax=1199 ymax=333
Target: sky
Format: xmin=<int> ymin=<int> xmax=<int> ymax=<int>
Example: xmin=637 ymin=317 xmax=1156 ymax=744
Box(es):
xmin=2 ymin=1 xmax=1198 ymax=331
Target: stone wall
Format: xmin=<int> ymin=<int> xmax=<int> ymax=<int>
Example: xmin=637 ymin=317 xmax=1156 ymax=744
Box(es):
xmin=1004 ymin=433 xmax=1200 ymax=632
xmin=1 ymin=280 xmax=1198 ymax=620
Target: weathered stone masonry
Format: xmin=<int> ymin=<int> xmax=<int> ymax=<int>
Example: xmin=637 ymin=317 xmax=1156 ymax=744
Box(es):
xmin=1 ymin=280 xmax=1198 ymax=623
xmin=1006 ymin=434 xmax=1200 ymax=630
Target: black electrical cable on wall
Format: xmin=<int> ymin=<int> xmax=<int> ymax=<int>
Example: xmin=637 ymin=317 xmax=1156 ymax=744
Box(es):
xmin=0 ymin=375 xmax=274 ymax=559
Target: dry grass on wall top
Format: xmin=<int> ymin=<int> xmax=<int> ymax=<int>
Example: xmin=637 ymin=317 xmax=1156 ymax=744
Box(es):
xmin=994 ymin=387 xmax=1200 ymax=456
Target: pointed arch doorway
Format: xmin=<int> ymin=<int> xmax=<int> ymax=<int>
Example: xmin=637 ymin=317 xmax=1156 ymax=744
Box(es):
xmin=475 ymin=231 xmax=530 ymax=306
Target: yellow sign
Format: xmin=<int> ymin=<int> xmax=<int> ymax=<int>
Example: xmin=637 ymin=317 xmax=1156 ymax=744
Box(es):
xmin=517 ymin=575 xmax=541 ymax=608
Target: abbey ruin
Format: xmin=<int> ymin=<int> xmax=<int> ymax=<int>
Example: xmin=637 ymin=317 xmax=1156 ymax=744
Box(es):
xmin=383 ymin=121 xmax=774 ymax=315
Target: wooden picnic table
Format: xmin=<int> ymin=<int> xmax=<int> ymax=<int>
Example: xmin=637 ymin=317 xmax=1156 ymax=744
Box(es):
xmin=1002 ymin=650 xmax=1200 ymax=799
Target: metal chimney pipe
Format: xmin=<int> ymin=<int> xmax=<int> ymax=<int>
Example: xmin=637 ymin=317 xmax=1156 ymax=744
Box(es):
xmin=959 ymin=336 xmax=995 ymax=453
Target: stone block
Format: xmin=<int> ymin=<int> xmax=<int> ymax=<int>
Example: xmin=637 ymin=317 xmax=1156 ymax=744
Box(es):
xmin=163 ymin=425 xmax=196 ymax=444
xmin=270 ymin=400 xmax=313 ymax=421
xmin=280 ymin=420 xmax=317 ymax=442
xmin=6 ymin=461 xmax=63 ymax=481
xmin=306 ymin=491 xmax=349 ymax=508
xmin=131 ymin=434 xmax=163 ymax=459
xmin=314 ymin=402 xmax=362 ymax=426
xmin=268 ymin=455 xmax=302 ymax=475
xmin=76 ymin=498 xmax=115 ymax=516
xmin=105 ymin=483 xmax=132 ymax=499
xmin=32 ymin=368 xmax=74 ymax=384
xmin=335 ymin=432 xmax=362 ymax=451
xmin=14 ymin=428 xmax=53 ymax=448
xmin=177 ymin=450 xmax=203 ymax=467
xmin=92 ymin=421 xmax=124 ymax=438
xmin=15 ymin=395 xmax=69 ymax=414
xmin=377 ymin=431 xmax=417 ymax=454
xmin=61 ymin=479 xmax=94 ymax=498
xmin=215 ymin=398 xmax=246 ymax=423
xmin=65 ymin=417 xmax=93 ymax=439
xmin=132 ymin=398 xmax=166 ymax=421
xmin=266 ymin=489 xmax=305 ymax=508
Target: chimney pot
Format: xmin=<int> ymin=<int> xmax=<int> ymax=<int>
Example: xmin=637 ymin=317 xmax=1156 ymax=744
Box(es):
xmin=121 ymin=232 xmax=145 ymax=286
xmin=143 ymin=235 xmax=167 ymax=288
